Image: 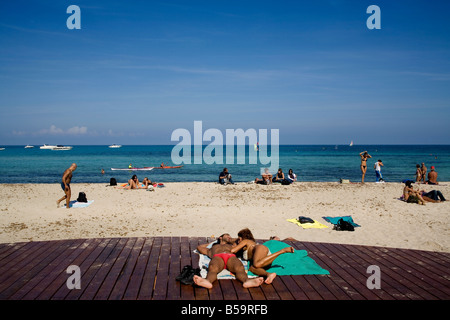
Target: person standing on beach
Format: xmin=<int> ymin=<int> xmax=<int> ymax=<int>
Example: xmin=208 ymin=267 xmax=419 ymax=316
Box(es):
xmin=420 ymin=163 xmax=427 ymax=184
xmin=374 ymin=159 xmax=384 ymax=182
xmin=359 ymin=151 xmax=372 ymax=183
xmin=57 ymin=163 xmax=77 ymax=209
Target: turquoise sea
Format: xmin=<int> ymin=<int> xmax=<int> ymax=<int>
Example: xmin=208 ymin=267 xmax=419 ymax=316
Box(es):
xmin=0 ymin=145 xmax=449 ymax=184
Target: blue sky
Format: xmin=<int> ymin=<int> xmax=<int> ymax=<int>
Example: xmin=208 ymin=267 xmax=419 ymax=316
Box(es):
xmin=0 ymin=0 xmax=449 ymax=145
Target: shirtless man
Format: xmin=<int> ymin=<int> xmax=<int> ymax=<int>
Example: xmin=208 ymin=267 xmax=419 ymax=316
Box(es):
xmin=193 ymin=234 xmax=264 ymax=289
xmin=427 ymin=166 xmax=439 ymax=185
xmin=255 ymin=168 xmax=272 ymax=185
xmin=359 ymin=151 xmax=372 ymax=183
xmin=57 ymin=163 xmax=77 ymax=209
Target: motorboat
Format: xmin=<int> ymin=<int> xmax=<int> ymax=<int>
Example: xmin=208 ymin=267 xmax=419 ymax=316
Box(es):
xmin=40 ymin=144 xmax=57 ymax=149
xmin=25 ymin=145 xmax=34 ymax=149
xmin=52 ymin=145 xmax=73 ymax=150
xmin=109 ymin=144 xmax=122 ymax=148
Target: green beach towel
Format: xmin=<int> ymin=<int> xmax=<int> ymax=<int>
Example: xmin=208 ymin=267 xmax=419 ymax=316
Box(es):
xmin=248 ymin=240 xmax=329 ymax=276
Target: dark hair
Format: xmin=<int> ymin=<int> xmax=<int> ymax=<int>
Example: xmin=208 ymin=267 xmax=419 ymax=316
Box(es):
xmin=416 ymin=164 xmax=420 ymax=168
xmin=405 ymin=180 xmax=413 ymax=187
xmin=238 ymin=228 xmax=255 ymax=241
xmin=132 ymin=175 xmax=137 ymax=180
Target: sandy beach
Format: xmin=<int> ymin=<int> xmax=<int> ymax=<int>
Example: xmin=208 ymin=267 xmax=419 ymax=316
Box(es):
xmin=0 ymin=181 xmax=449 ymax=252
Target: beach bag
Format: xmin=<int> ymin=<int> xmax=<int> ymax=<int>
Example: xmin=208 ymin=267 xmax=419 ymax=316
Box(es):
xmin=77 ymin=192 xmax=88 ymax=203
xmin=407 ymin=195 xmax=419 ymax=204
xmin=334 ymin=218 xmax=354 ymax=231
xmin=109 ymin=178 xmax=117 ymax=186
xmin=298 ymin=216 xmax=314 ymax=224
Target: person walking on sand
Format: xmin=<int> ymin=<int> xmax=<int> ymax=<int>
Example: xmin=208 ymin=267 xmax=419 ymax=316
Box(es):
xmin=193 ymin=233 xmax=264 ymax=289
xmin=359 ymin=151 xmax=372 ymax=183
xmin=374 ymin=159 xmax=384 ymax=182
xmin=57 ymin=163 xmax=77 ymax=209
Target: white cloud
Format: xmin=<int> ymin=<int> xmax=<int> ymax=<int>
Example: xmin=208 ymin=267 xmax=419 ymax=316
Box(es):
xmin=37 ymin=125 xmax=88 ymax=135
xmin=67 ymin=126 xmax=88 ymax=134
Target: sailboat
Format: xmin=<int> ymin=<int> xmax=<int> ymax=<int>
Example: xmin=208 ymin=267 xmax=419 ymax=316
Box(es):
xmin=349 ymin=140 xmax=353 ymax=147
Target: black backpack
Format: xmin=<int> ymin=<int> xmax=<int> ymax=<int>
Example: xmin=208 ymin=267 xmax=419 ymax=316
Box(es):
xmin=334 ymin=218 xmax=354 ymax=231
xmin=77 ymin=192 xmax=88 ymax=203
xmin=109 ymin=178 xmax=117 ymax=186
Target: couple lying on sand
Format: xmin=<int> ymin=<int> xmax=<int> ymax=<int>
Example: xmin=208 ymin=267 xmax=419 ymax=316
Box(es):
xmin=194 ymin=229 xmax=295 ymax=289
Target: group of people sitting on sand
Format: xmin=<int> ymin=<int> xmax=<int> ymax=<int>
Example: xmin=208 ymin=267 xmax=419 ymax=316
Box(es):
xmin=194 ymin=228 xmax=296 ymax=289
xmin=122 ymin=175 xmax=156 ymax=190
xmin=403 ymin=180 xmax=446 ymax=205
xmin=219 ymin=167 xmax=297 ymax=185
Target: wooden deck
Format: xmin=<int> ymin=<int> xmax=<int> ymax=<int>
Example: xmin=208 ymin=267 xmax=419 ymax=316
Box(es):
xmin=0 ymin=237 xmax=449 ymax=301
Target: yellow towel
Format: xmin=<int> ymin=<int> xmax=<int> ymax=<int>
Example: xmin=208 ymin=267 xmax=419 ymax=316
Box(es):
xmin=287 ymin=218 xmax=328 ymax=229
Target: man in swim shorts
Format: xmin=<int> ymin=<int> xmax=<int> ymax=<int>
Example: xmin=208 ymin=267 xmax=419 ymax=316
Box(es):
xmin=194 ymin=233 xmax=264 ymax=289
xmin=57 ymin=163 xmax=77 ymax=209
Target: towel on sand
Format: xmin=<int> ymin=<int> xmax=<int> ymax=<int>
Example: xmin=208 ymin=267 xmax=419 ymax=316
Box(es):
xmin=287 ymin=218 xmax=328 ymax=229
xmin=64 ymin=200 xmax=94 ymax=208
xmin=248 ymin=240 xmax=329 ymax=276
xmin=322 ymin=216 xmax=360 ymax=227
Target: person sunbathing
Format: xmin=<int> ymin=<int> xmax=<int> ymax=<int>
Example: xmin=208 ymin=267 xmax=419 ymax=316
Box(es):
xmin=231 ymin=228 xmax=294 ymax=284
xmin=403 ymin=180 xmax=426 ymax=205
xmin=193 ymin=233 xmax=264 ymax=289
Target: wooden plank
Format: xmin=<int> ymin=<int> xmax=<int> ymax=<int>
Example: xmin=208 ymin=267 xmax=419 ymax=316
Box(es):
xmin=109 ymin=237 xmax=146 ymax=300
xmin=191 ymin=237 xmax=212 ymax=300
xmin=93 ymin=237 xmax=137 ymax=300
xmin=78 ymin=237 xmax=128 ymax=300
xmin=152 ymin=237 xmax=172 ymax=300
xmin=0 ymin=241 xmax=56 ymax=287
xmin=342 ymin=244 xmax=416 ymax=300
xmin=179 ymin=236 xmax=195 ymax=300
xmin=325 ymin=243 xmax=396 ymax=300
xmin=0 ymin=242 xmax=28 ymax=265
xmin=122 ymin=237 xmax=154 ymax=300
xmin=0 ymin=240 xmax=70 ymax=299
xmin=137 ymin=237 xmax=162 ymax=300
xmin=0 ymin=237 xmax=449 ymax=301
xmin=62 ymin=238 xmax=120 ymax=300
xmin=166 ymin=237 xmax=181 ymax=300
xmin=37 ymin=238 xmax=105 ymax=300
xmin=302 ymin=242 xmax=371 ymax=300
xmin=278 ymin=276 xmax=309 ymax=300
xmin=300 ymin=242 xmax=362 ymax=300
xmin=372 ymin=246 xmax=450 ymax=299
xmin=8 ymin=239 xmax=87 ymax=300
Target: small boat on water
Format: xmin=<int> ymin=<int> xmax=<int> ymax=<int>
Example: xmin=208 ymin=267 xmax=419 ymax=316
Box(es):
xmin=25 ymin=145 xmax=34 ymax=149
xmin=0 ymin=148 xmax=5 ymax=151
xmin=52 ymin=145 xmax=73 ymax=150
xmin=40 ymin=144 xmax=57 ymax=149
xmin=109 ymin=144 xmax=122 ymax=148
xmin=349 ymin=140 xmax=354 ymax=147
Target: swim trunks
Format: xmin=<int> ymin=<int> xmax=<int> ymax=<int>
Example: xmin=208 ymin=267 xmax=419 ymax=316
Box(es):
xmin=61 ymin=182 xmax=70 ymax=191
xmin=213 ymin=253 xmax=236 ymax=269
